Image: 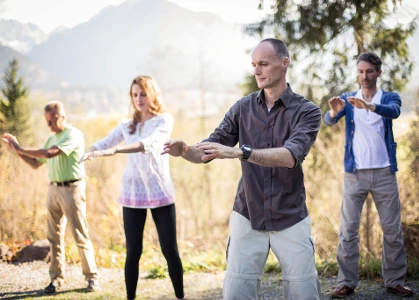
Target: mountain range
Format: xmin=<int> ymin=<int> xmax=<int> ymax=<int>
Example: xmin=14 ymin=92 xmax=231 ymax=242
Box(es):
xmin=0 ymin=0 xmax=418 ymax=115
xmin=27 ymin=0 xmax=255 ymax=90
xmin=0 ymin=19 xmax=47 ymax=53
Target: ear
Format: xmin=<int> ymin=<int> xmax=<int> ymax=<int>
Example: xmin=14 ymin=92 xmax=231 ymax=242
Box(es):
xmin=377 ymin=69 xmax=382 ymax=77
xmin=283 ymin=57 xmax=290 ymax=68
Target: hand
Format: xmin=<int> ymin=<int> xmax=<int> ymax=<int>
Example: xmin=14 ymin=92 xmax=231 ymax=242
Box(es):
xmin=347 ymin=97 xmax=375 ymax=111
xmin=2 ymin=133 xmax=22 ymax=152
xmin=196 ymin=142 xmax=239 ymax=162
xmin=328 ymin=97 xmax=345 ymax=116
xmin=78 ymin=148 xmax=116 ymax=163
xmin=161 ymin=140 xmax=190 ymax=157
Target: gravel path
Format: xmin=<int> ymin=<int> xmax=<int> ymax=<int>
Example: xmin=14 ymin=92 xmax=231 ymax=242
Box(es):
xmin=0 ymin=261 xmax=418 ymax=299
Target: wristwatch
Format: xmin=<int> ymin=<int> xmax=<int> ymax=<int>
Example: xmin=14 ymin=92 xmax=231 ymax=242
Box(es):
xmin=240 ymin=144 xmax=252 ymax=161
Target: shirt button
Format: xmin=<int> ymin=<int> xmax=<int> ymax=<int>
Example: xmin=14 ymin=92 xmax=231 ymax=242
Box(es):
xmin=267 ymin=143 xmax=271 ymax=147
xmin=264 ymin=178 xmax=269 ymax=182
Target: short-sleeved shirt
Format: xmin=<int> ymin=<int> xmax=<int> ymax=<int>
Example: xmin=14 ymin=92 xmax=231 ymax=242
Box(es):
xmin=204 ymin=85 xmax=321 ymax=231
xmin=39 ymin=125 xmax=85 ymax=182
xmin=93 ymin=113 xmax=176 ymax=209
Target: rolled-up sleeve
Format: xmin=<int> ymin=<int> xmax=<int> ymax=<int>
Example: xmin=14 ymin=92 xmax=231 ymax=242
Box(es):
xmin=283 ymin=104 xmax=321 ymax=165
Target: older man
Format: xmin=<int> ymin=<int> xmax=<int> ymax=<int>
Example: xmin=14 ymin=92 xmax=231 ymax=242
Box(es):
xmin=2 ymin=101 xmax=99 ymax=294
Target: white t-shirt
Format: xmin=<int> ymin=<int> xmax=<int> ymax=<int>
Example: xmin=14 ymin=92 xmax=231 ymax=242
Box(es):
xmin=353 ymin=89 xmax=390 ymax=170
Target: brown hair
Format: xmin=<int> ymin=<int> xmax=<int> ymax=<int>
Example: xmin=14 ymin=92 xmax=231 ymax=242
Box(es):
xmin=44 ymin=101 xmax=66 ymax=117
xmin=357 ymin=52 xmax=382 ymax=71
xmin=128 ymin=75 xmax=166 ymax=134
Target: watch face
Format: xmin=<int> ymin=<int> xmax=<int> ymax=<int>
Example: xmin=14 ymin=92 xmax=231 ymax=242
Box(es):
xmin=243 ymin=146 xmax=251 ymax=152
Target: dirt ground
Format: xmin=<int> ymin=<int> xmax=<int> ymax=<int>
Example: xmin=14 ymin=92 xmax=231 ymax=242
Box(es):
xmin=0 ymin=261 xmax=418 ymax=299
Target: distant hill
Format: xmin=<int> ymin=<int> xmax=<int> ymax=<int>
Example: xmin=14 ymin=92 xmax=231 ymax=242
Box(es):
xmin=0 ymin=44 xmax=64 ymax=89
xmin=0 ymin=19 xmax=47 ymax=53
xmin=27 ymin=0 xmax=255 ymax=90
xmin=1 ymin=0 xmax=417 ymax=116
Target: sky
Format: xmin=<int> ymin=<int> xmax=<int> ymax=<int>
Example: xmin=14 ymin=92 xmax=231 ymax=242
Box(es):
xmin=0 ymin=0 xmax=273 ymax=34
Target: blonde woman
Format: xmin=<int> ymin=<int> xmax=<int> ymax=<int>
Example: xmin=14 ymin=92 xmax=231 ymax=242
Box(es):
xmin=81 ymin=76 xmax=184 ymax=300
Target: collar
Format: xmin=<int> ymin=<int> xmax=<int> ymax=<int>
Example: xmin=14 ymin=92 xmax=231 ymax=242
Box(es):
xmin=256 ymin=83 xmax=293 ymax=108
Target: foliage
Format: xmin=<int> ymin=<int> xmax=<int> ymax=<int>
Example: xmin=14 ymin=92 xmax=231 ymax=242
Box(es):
xmin=145 ymin=265 xmax=167 ymax=279
xmin=244 ymin=0 xmax=417 ymax=107
xmin=398 ymin=92 xmax=419 ymax=224
xmin=241 ymin=73 xmax=259 ymax=97
xmin=0 ymin=59 xmax=32 ymax=144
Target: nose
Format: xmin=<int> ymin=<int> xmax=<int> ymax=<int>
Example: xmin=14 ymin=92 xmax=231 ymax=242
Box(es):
xmin=254 ymin=65 xmax=261 ymax=75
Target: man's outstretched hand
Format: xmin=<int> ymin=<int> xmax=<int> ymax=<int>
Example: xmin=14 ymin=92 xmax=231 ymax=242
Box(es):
xmin=196 ymin=142 xmax=239 ymax=161
xmin=2 ymin=133 xmax=21 ymax=152
xmin=327 ymin=96 xmax=345 ymax=117
xmin=347 ymin=97 xmax=375 ymax=111
xmin=161 ymin=140 xmax=190 ymax=157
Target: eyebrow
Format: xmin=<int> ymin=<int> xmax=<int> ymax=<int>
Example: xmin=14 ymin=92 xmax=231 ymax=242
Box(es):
xmin=252 ymin=60 xmax=269 ymax=65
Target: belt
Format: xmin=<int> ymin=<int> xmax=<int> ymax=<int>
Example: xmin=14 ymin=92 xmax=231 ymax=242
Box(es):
xmin=50 ymin=179 xmax=81 ymax=187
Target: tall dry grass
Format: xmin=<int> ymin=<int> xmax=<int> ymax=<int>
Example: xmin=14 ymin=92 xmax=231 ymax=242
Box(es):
xmin=0 ymin=107 xmax=418 ymax=275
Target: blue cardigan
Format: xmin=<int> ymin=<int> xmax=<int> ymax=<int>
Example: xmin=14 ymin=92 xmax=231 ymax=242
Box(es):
xmin=324 ymin=90 xmax=401 ymax=173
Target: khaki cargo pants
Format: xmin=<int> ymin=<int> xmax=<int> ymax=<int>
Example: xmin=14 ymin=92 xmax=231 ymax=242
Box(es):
xmin=47 ymin=180 xmax=98 ymax=281
xmin=223 ymin=212 xmax=321 ymax=300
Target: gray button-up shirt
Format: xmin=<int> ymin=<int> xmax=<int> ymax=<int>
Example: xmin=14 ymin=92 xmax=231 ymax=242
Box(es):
xmin=204 ymin=85 xmax=321 ymax=231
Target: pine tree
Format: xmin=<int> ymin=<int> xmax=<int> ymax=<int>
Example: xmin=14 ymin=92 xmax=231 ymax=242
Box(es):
xmin=0 ymin=59 xmax=32 ymax=144
xmin=244 ymin=0 xmax=417 ymax=107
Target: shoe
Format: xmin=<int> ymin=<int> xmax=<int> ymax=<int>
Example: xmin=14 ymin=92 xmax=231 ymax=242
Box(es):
xmin=386 ymin=285 xmax=414 ymax=297
xmin=86 ymin=279 xmax=100 ymax=292
xmin=44 ymin=281 xmax=59 ymax=294
xmin=330 ymin=285 xmax=355 ymax=298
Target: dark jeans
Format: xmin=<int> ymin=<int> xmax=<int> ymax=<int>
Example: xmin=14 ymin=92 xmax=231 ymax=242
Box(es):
xmin=123 ymin=204 xmax=184 ymax=300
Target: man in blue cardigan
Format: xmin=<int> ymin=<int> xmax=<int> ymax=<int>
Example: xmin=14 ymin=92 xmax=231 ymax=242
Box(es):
xmin=325 ymin=52 xmax=413 ymax=298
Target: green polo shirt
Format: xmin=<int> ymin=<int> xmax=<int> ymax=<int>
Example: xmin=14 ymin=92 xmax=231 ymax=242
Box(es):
xmin=39 ymin=125 xmax=85 ymax=182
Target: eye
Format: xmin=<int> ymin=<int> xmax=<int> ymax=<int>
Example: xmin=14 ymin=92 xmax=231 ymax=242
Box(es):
xmin=140 ymin=93 xmax=147 ymax=97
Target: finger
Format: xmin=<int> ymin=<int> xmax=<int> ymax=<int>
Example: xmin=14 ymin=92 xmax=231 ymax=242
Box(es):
xmin=195 ymin=142 xmax=207 ymax=148
xmin=196 ymin=142 xmax=214 ymax=148
xmin=202 ymin=149 xmax=216 ymax=154
xmin=347 ymin=97 xmax=359 ymax=101
xmin=201 ymin=153 xmax=217 ymax=162
xmin=78 ymin=154 xmax=87 ymax=164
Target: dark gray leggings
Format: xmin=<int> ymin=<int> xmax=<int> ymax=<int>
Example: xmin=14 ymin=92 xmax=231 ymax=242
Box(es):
xmin=123 ymin=204 xmax=184 ymax=299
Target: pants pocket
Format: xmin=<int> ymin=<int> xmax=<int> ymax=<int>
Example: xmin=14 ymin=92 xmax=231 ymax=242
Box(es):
xmin=226 ymin=235 xmax=231 ymax=262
